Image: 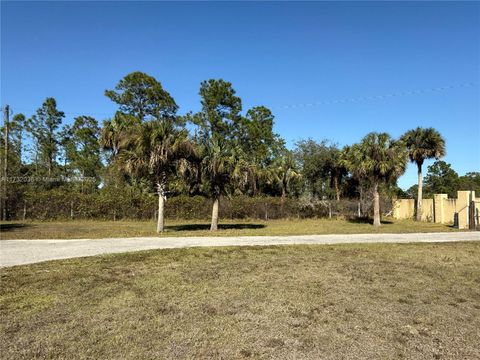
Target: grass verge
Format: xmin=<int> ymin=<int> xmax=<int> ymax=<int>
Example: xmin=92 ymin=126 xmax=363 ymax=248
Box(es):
xmin=0 ymin=218 xmax=457 ymax=240
xmin=1 ymin=242 xmax=479 ymax=359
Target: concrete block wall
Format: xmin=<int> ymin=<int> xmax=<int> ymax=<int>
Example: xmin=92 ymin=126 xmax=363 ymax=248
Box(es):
xmin=392 ymin=198 xmax=433 ymax=221
xmin=393 ymin=190 xmax=477 ymax=229
xmin=442 ymin=198 xmax=457 ymax=224
xmin=392 ymin=199 xmax=415 ymax=220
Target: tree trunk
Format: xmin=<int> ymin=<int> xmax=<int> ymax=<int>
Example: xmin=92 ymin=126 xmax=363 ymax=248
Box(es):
xmin=210 ymin=196 xmax=219 ymax=231
xmin=280 ymin=187 xmax=286 ymax=218
xmin=359 ymin=187 xmax=364 ymax=216
xmin=252 ymin=174 xmax=258 ymax=196
xmin=373 ymin=181 xmax=381 ymax=227
xmin=334 ymin=175 xmax=340 ymax=201
xmin=35 ymin=149 xmax=38 ymax=173
xmin=157 ymin=193 xmax=165 ymax=233
xmin=156 ymin=180 xmax=166 ymax=233
xmin=416 ymin=162 xmax=423 ymax=222
xmin=3 ymin=105 xmax=9 ymax=221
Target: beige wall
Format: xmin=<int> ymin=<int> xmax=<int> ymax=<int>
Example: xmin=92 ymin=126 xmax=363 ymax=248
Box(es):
xmin=393 ymin=198 xmax=433 ymax=221
xmin=422 ymin=199 xmax=434 ymax=222
xmin=393 ymin=199 xmax=415 ymax=220
xmin=393 ymin=191 xmax=477 ymax=229
xmin=442 ymin=198 xmax=456 ymax=224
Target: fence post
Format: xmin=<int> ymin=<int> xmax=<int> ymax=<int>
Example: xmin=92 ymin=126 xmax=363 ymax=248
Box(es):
xmin=70 ymin=201 xmax=74 ymax=220
xmin=469 ymin=200 xmax=476 ymax=230
xmin=23 ymin=200 xmax=27 ymax=221
xmin=357 ymin=202 xmax=361 ymax=218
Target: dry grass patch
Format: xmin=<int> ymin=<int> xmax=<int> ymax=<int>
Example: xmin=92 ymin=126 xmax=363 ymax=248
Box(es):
xmin=1 ymin=242 xmax=479 ymax=359
xmin=0 ymin=218 xmax=456 ymax=240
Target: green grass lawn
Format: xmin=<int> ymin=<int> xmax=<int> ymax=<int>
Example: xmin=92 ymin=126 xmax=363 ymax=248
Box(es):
xmin=0 ymin=218 xmax=457 ymax=240
xmin=1 ymin=242 xmax=479 ymax=359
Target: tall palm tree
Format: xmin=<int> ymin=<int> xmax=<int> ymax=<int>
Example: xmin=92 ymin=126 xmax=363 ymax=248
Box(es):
xmin=343 ymin=133 xmax=407 ymax=227
xmin=199 ymin=138 xmax=243 ymax=231
xmin=401 ymin=127 xmax=446 ymax=221
xmin=117 ymin=119 xmax=193 ymax=232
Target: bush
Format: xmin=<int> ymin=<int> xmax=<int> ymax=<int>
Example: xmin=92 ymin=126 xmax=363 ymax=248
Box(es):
xmin=8 ymin=188 xmax=388 ymax=221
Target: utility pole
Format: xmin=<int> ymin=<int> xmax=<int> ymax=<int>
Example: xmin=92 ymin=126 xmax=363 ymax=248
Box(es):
xmin=3 ymin=105 xmax=9 ymax=221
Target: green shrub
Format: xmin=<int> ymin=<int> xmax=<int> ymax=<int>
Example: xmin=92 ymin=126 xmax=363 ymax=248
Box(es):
xmin=10 ymin=188 xmax=373 ymax=220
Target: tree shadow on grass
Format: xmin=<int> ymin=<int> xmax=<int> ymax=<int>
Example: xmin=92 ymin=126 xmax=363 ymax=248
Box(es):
xmin=166 ymin=223 xmax=266 ymax=232
xmin=347 ymin=217 xmax=394 ymax=225
xmin=0 ymin=223 xmax=31 ymax=232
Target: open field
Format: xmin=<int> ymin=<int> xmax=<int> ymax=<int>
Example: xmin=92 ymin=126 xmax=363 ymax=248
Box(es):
xmin=0 ymin=218 xmax=457 ymax=240
xmin=1 ymin=242 xmax=479 ymax=359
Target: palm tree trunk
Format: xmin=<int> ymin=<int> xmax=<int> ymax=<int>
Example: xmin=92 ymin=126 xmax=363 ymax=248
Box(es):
xmin=156 ymin=179 xmax=166 ymax=233
xmin=334 ymin=175 xmax=340 ymax=201
xmin=252 ymin=172 xmax=258 ymax=196
xmin=3 ymin=111 xmax=9 ymax=221
xmin=416 ymin=162 xmax=423 ymax=222
xmin=373 ymin=181 xmax=381 ymax=227
xmin=157 ymin=193 xmax=165 ymax=233
xmin=210 ymin=196 xmax=219 ymax=231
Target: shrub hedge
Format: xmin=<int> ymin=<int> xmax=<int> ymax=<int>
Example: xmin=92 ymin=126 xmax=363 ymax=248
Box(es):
xmin=7 ymin=189 xmax=392 ymax=221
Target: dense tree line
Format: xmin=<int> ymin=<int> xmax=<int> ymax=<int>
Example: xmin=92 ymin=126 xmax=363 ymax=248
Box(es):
xmin=3 ymin=71 xmax=472 ymax=230
xmin=405 ymin=161 xmax=480 ymax=199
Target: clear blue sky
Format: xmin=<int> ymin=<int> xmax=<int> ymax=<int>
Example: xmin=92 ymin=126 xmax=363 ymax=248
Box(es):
xmin=1 ymin=1 xmax=479 ymax=189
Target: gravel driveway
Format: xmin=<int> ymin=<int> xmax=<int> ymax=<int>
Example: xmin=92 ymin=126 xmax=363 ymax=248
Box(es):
xmin=1 ymin=232 xmax=479 ymax=268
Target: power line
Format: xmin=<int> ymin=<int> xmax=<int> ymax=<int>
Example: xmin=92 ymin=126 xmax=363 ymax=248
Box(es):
xmin=270 ymin=82 xmax=476 ymax=110
xmin=7 ymin=82 xmax=476 ymax=117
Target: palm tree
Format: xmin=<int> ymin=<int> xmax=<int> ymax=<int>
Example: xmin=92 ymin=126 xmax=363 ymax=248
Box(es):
xmin=117 ymin=119 xmax=193 ymax=232
xmin=199 ymin=138 xmax=243 ymax=231
xmin=401 ymin=127 xmax=446 ymax=221
xmin=267 ymin=150 xmax=300 ymax=214
xmin=326 ymin=147 xmax=348 ymax=201
xmin=100 ymin=112 xmax=140 ymax=159
xmin=343 ymin=133 xmax=407 ymax=227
